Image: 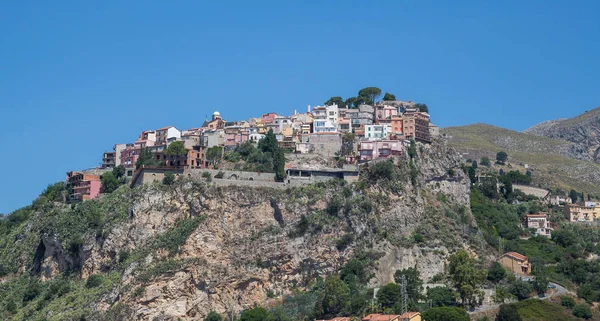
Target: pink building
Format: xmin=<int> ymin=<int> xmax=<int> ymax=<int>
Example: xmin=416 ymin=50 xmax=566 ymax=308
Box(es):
xmin=374 ymin=105 xmax=398 ymax=121
xmin=66 ymin=171 xmax=101 ymax=201
xmin=261 ymin=112 xmax=278 ymax=124
xmin=359 ymin=139 xmax=403 ymax=161
xmin=120 ymin=144 xmax=138 ymax=168
xmin=224 ymin=126 xmax=250 ymax=150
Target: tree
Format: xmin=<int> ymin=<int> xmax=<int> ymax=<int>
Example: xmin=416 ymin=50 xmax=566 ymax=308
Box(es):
xmin=165 ymin=141 xmax=187 ymax=156
xmin=468 ymin=166 xmax=477 ymax=184
xmin=472 ymin=160 xmax=478 ymax=170
xmin=560 ymin=296 xmax=575 ymax=308
xmin=422 ymin=307 xmax=469 ymax=321
xmin=480 ymin=157 xmax=491 ymax=167
xmin=204 ymin=311 xmax=223 ymax=321
xmin=496 ymin=151 xmax=508 ymax=165
xmin=258 ymin=129 xmax=286 ymax=181
xmin=448 ymin=250 xmax=487 ymax=308
xmin=240 ymin=306 xmax=272 ymax=321
xmin=162 ymin=172 xmax=175 ymax=185
xmin=112 ymin=165 xmax=125 ymax=179
xmin=341 ymin=133 xmax=356 ymax=156
xmin=382 ymin=92 xmax=396 ymax=101
xmin=319 ymin=275 xmax=350 ymax=317
xmin=569 ymin=189 xmax=579 ymax=203
xmin=393 ymin=267 xmax=424 ymax=301
xmin=206 ymin=146 xmax=223 ymax=168
xmin=531 ymin=275 xmax=548 ymax=296
xmin=136 ymin=148 xmax=159 ymax=168
xmin=325 ymin=96 xmax=344 ymax=106
xmin=507 ymin=279 xmax=532 ymax=301
xmin=358 ymin=87 xmax=382 ymax=104
xmin=495 ymin=304 xmax=522 ymax=321
xmin=415 ymin=103 xmax=429 ymax=113
xmin=487 ymin=262 xmax=507 ymax=283
xmin=427 ymin=286 xmax=456 ymax=307
xmin=345 ymin=97 xmax=358 ymax=109
xmin=236 ymin=140 xmax=256 ymax=158
xmin=377 ymin=283 xmax=402 ymax=309
xmin=572 ymin=303 xmax=592 ymax=319
xmin=101 ymin=172 xmax=119 ymax=193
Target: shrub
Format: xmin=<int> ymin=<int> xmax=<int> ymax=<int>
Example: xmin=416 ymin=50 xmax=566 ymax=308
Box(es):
xmin=573 ymin=303 xmax=592 ymax=319
xmin=133 ymin=286 xmax=145 ymax=297
xmin=204 ymin=311 xmax=223 ymax=321
xmin=336 ymin=234 xmax=354 ymax=251
xmin=214 ymin=171 xmax=225 ymax=179
xmin=495 ymin=304 xmax=522 ymax=321
xmin=153 ymin=216 xmax=204 ymax=255
xmin=561 ymin=296 xmax=575 ymax=308
xmin=422 ymin=306 xmax=469 ymax=321
xmin=162 ymin=172 xmax=175 ymax=185
xmin=326 ymin=197 xmax=342 ymax=216
xmin=412 ymin=233 xmax=425 ymax=243
xmin=202 ymin=172 xmax=212 ymax=182
xmin=85 ymin=274 xmax=105 ymax=288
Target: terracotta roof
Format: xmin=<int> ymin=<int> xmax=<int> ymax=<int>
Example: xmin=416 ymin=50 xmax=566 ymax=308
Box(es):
xmin=316 ymin=318 xmax=351 ymax=321
xmin=362 ymin=314 xmax=401 ymax=321
xmin=526 ymin=213 xmax=548 ymax=218
xmin=503 ymin=251 xmax=528 ymax=261
xmin=399 ymin=312 xmax=420 ymax=318
xmin=157 ymin=126 xmax=174 ymax=131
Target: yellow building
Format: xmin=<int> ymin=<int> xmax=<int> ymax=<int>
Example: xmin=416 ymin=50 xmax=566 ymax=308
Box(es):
xmin=564 ymin=204 xmax=600 ymax=222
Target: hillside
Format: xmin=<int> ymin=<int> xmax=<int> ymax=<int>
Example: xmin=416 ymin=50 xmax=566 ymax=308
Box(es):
xmin=525 ymin=106 xmax=600 ymax=163
xmin=441 ymin=123 xmax=600 ymax=194
xmin=0 ymin=142 xmax=483 ymax=320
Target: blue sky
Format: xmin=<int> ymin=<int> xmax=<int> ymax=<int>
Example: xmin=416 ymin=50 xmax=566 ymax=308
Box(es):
xmin=1 ymin=1 xmax=599 ymax=214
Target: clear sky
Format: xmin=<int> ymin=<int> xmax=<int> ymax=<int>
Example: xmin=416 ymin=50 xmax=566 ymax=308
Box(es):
xmin=1 ymin=1 xmax=599 ymax=214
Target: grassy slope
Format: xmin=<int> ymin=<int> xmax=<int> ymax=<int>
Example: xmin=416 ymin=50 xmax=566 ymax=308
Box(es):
xmin=441 ymin=124 xmax=600 ymax=194
xmin=557 ymin=106 xmax=600 ymax=128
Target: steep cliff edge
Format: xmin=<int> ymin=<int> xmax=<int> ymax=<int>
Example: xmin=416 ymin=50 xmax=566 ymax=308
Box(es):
xmin=0 ymin=141 xmax=485 ymax=320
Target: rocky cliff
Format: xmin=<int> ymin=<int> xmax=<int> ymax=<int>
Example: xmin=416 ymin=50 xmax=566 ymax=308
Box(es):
xmin=524 ymin=107 xmax=600 ymax=163
xmin=0 ymin=140 xmax=483 ymax=321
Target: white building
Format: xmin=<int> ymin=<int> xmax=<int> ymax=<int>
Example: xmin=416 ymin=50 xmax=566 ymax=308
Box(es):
xmin=155 ymin=126 xmax=181 ymax=145
xmin=364 ymin=124 xmax=391 ymax=139
xmin=312 ymin=104 xmax=339 ymax=133
xmin=525 ymin=213 xmax=553 ymax=238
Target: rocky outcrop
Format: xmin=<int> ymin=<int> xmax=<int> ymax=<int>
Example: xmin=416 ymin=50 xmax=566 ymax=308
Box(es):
xmin=26 ymin=141 xmax=477 ymax=320
xmin=525 ymin=107 xmax=600 ymax=162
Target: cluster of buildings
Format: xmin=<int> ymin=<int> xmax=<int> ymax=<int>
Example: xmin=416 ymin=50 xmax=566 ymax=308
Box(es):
xmin=317 ymin=312 xmax=421 ymax=321
xmin=66 ymin=100 xmax=435 ymax=201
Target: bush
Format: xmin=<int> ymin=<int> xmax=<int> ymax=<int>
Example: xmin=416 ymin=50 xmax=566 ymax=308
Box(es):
xmin=85 ymin=274 xmax=105 ymax=288
xmin=133 ymin=286 xmax=145 ymax=297
xmin=204 ymin=311 xmax=223 ymax=321
xmin=214 ymin=171 xmax=225 ymax=179
xmin=573 ymin=303 xmax=592 ymax=319
xmin=422 ymin=306 xmax=469 ymax=321
xmin=153 ymin=216 xmax=204 ymax=255
xmin=412 ymin=233 xmax=425 ymax=243
xmin=561 ymin=296 xmax=575 ymax=308
xmin=496 ymin=304 xmax=522 ymax=321
xmin=336 ymin=234 xmax=354 ymax=251
xmin=162 ymin=172 xmax=175 ymax=185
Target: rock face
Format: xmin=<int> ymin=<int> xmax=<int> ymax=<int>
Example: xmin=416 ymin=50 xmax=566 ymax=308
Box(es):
xmin=29 ymin=141 xmax=478 ymax=320
xmin=524 ymin=107 xmax=600 ymax=163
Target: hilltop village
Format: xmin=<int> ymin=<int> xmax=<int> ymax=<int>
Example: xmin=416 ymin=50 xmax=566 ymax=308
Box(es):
xmin=66 ymin=93 xmax=438 ymax=201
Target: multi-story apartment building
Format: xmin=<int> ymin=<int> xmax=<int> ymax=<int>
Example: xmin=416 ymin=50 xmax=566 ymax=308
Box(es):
xmin=359 ymin=139 xmax=403 ymax=161
xmin=224 ymin=126 xmax=250 ymax=150
xmin=364 ymin=124 xmax=391 ymax=139
xmin=66 ymin=171 xmax=101 ymax=201
xmin=403 ymin=111 xmax=431 ymax=143
xmin=564 ymin=204 xmax=600 ymax=222
xmin=102 ymin=151 xmax=116 ymax=168
xmin=524 ymin=213 xmax=553 ymax=237
xmin=312 ymin=104 xmax=339 ymax=133
xmin=155 ymin=126 xmax=181 ymax=145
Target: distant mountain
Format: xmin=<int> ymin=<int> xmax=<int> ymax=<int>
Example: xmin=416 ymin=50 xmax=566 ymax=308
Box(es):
xmin=524 ymin=107 xmax=600 ymax=163
xmin=441 ymin=123 xmax=600 ymax=194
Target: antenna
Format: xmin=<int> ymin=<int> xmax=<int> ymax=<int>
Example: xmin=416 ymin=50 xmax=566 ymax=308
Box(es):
xmin=401 ymin=275 xmax=408 ymax=314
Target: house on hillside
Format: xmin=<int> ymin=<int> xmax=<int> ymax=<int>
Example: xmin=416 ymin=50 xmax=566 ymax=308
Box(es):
xmin=316 ymin=318 xmax=351 ymax=321
xmin=499 ymin=252 xmax=531 ymax=275
xmin=362 ymin=312 xmax=421 ymax=321
xmin=155 ymin=126 xmax=181 ymax=145
xmin=524 ymin=213 xmax=553 ymax=237
xmin=66 ymin=171 xmax=101 ymax=201
xmin=564 ymin=203 xmax=600 ymax=222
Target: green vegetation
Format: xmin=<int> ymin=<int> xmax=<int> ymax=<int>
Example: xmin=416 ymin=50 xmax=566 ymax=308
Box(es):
xmin=162 ymin=171 xmax=175 ymax=185
xmin=206 ymin=145 xmax=223 ymax=167
xmin=324 ymin=96 xmax=344 ymax=106
xmin=496 ymin=151 xmax=508 ymax=164
xmin=448 ymin=249 xmax=487 ymax=308
xmin=136 ymin=147 xmax=159 ymax=168
xmin=561 ymin=295 xmax=575 ymax=308
xmin=165 ymin=141 xmax=187 ymax=156
xmin=382 ymin=92 xmax=396 ymax=101
xmin=572 ymin=303 xmax=592 ymax=319
xmin=512 ymin=299 xmax=580 ymax=321
xmin=422 ymin=306 xmax=469 ymax=321
xmin=223 ymin=130 xmax=286 ymax=181
xmin=204 ymin=311 xmax=223 ymax=321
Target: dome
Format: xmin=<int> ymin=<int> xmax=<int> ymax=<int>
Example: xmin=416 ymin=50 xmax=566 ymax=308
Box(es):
xmin=213 ymin=111 xmax=220 ymax=116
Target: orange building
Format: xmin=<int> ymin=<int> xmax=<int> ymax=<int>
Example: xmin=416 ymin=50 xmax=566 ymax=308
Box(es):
xmin=499 ymin=252 xmax=531 ymax=275
xmin=66 ymin=171 xmax=101 ymax=201
xmin=363 ymin=312 xmax=421 ymax=321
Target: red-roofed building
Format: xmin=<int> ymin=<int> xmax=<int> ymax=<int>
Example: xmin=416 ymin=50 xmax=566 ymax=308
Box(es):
xmin=499 ymin=252 xmax=531 ymax=275
xmin=316 ymin=318 xmax=351 ymax=321
xmin=524 ymin=213 xmax=553 ymax=237
xmin=362 ymin=312 xmax=421 ymax=321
